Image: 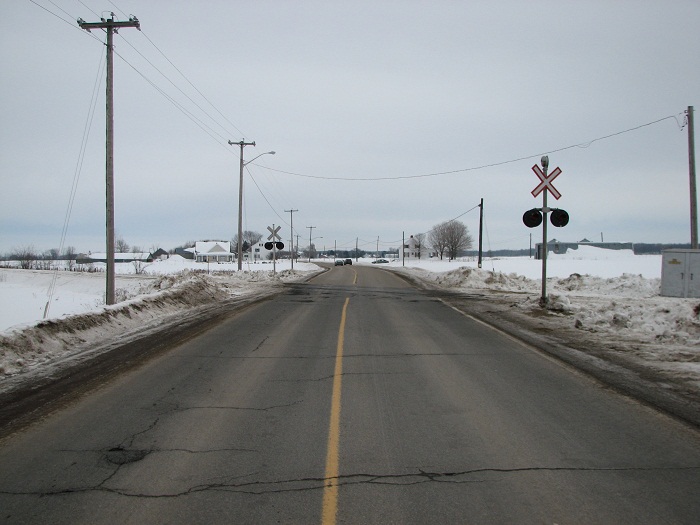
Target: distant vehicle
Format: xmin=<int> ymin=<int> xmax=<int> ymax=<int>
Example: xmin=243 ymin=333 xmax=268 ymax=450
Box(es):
xmin=334 ymin=259 xmax=344 ymax=266
xmin=372 ymin=258 xmax=389 ymax=264
xmin=344 ymin=258 xmax=353 ymax=265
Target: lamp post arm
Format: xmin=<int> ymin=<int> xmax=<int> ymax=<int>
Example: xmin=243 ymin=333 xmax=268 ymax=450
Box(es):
xmin=243 ymin=151 xmax=276 ymax=166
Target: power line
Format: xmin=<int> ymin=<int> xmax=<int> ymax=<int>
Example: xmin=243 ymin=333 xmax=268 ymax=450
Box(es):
xmin=117 ymin=33 xmax=239 ymax=141
xmin=105 ymin=0 xmax=127 ymax=18
xmin=109 ymin=45 xmax=233 ymax=148
xmin=247 ymin=167 xmax=287 ymax=225
xmin=28 ymin=0 xmax=99 ymax=41
xmin=138 ymin=30 xmax=248 ymax=138
xmin=76 ymin=0 xmax=99 ymax=18
xmin=33 ymin=1 xmax=247 ymax=153
xmin=254 ymin=114 xmax=681 ymax=182
xmin=45 ymin=45 xmax=105 ymax=318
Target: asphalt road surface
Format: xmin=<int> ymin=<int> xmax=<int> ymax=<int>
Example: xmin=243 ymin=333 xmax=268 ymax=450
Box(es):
xmin=1 ymin=263 xmax=699 ymax=524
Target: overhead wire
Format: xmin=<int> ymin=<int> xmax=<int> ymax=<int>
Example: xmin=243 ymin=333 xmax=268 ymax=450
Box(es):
xmin=116 ymin=34 xmax=237 ymax=142
xmin=138 ymin=30 xmax=248 ymax=139
xmin=28 ymin=0 xmax=101 ymax=43
xmin=76 ymin=0 xmax=100 ymax=18
xmin=110 ymin=45 xmax=234 ymax=147
xmin=103 ymin=0 xmax=247 ymax=139
xmin=45 ymin=42 xmax=105 ymax=318
xmin=254 ymin=114 xmax=681 ymax=182
xmin=246 ymin=166 xmax=288 ymax=225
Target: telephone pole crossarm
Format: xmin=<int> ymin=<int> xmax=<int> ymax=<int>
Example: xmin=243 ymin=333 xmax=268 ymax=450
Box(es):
xmin=78 ymin=15 xmax=140 ymax=32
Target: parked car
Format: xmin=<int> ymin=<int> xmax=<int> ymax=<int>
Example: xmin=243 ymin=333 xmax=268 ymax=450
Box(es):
xmin=372 ymin=258 xmax=389 ymax=264
xmin=344 ymin=258 xmax=353 ymax=265
xmin=334 ymin=259 xmax=344 ymax=266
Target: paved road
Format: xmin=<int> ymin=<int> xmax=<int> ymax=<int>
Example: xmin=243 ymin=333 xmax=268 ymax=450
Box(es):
xmin=1 ymin=263 xmax=699 ymax=524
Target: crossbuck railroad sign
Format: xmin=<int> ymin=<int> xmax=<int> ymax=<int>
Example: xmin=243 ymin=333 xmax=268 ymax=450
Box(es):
xmin=267 ymin=225 xmax=282 ymax=241
xmin=531 ymin=164 xmax=562 ymax=200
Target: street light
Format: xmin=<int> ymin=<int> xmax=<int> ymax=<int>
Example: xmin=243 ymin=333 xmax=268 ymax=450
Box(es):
xmin=228 ymin=140 xmax=275 ymax=270
xmin=245 ymin=151 xmax=276 ymax=166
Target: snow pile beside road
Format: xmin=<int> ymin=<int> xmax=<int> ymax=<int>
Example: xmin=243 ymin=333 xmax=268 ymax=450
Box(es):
xmin=394 ymin=263 xmax=698 ymax=346
xmin=0 ymin=272 xmax=220 ymax=376
xmin=0 ymin=267 xmax=318 ymax=378
xmin=389 ymin=259 xmax=700 ymax=393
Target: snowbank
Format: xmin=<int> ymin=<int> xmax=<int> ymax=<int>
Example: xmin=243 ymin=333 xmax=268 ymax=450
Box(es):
xmin=0 ymin=262 xmax=321 ymax=379
xmin=378 ymin=252 xmax=700 ymax=393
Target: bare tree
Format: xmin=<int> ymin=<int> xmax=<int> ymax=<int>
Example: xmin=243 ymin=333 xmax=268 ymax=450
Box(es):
xmin=444 ymin=221 xmax=473 ymax=260
xmin=415 ymin=233 xmax=426 ymax=259
xmin=428 ymin=222 xmax=449 ymax=260
xmin=12 ymin=245 xmax=37 ymax=269
xmin=232 ymin=231 xmax=263 ymax=253
xmin=115 ymin=235 xmax=130 ymax=253
xmin=428 ymin=221 xmax=473 ymax=260
xmin=302 ymin=243 xmax=318 ymax=260
xmin=64 ymin=246 xmax=77 ymax=270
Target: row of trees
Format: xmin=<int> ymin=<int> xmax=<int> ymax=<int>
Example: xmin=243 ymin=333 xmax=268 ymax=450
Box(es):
xmin=5 ymin=245 xmax=79 ymax=269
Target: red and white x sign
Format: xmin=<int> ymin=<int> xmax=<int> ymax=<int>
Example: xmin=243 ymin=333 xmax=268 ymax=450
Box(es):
xmin=531 ymin=165 xmax=562 ymax=200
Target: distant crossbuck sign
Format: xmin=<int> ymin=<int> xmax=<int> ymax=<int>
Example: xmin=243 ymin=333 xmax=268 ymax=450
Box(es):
xmin=531 ymin=164 xmax=562 ymax=200
xmin=267 ymin=225 xmax=281 ymax=241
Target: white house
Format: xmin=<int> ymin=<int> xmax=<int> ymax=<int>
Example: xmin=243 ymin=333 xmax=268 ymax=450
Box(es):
xmin=400 ymin=235 xmax=421 ymax=261
xmin=194 ymin=241 xmax=234 ymax=263
xmin=251 ymin=241 xmax=286 ymax=262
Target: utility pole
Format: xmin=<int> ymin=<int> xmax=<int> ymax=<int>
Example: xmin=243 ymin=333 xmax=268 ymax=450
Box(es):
xmin=285 ymin=209 xmax=298 ymax=269
xmin=688 ymin=106 xmax=698 ymax=249
xmin=78 ymin=13 xmax=140 ymax=305
xmin=356 ymin=237 xmax=358 ymax=261
xmin=307 ymin=226 xmax=315 ymax=262
xmin=478 ymin=198 xmax=484 ymax=268
xmin=402 ymin=231 xmax=405 ymax=267
xmin=229 ymin=140 xmax=256 ymax=270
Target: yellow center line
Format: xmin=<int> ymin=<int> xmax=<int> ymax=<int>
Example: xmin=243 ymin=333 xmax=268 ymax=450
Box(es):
xmin=321 ymin=297 xmax=349 ymax=525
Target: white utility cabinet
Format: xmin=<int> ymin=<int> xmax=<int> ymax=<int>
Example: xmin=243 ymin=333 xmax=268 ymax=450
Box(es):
xmin=661 ymin=249 xmax=700 ymax=298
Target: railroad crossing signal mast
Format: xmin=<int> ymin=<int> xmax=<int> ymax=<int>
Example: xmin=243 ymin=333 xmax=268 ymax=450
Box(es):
xmin=78 ymin=14 xmax=140 ymax=305
xmin=523 ymin=156 xmax=569 ymax=306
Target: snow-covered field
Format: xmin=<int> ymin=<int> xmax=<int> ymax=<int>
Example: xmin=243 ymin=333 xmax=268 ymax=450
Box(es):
xmin=1 ymin=247 xmax=698 ymax=399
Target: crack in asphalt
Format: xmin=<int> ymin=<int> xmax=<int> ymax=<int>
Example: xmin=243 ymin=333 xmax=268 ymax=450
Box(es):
xmin=173 ymin=401 xmax=303 ymax=412
xmin=3 ymin=465 xmax=699 ymax=499
xmin=271 ymin=372 xmax=405 ymax=383
xmin=250 ymin=336 xmax=269 ymax=353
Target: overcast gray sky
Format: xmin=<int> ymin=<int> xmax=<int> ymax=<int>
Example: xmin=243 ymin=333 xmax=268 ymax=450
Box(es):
xmin=1 ymin=0 xmax=698 ymax=256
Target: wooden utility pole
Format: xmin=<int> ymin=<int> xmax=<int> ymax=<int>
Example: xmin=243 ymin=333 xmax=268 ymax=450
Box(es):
xmin=478 ymin=198 xmax=484 ymax=268
xmin=307 ymin=226 xmax=315 ymax=262
xmin=285 ymin=209 xmax=298 ymax=269
xmin=688 ymin=106 xmax=698 ymax=249
xmin=228 ymin=140 xmax=256 ymax=270
xmin=78 ymin=14 xmax=140 ymax=305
